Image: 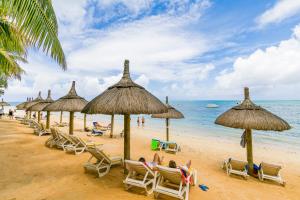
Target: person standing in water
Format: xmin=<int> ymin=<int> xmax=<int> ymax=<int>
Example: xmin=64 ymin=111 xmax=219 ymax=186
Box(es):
xmin=137 ymin=116 xmax=140 ymax=126
xmin=142 ymin=116 xmax=145 ymax=126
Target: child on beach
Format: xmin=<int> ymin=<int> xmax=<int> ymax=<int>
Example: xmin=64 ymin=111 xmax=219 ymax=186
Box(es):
xmin=139 ymin=153 xmax=164 ymax=170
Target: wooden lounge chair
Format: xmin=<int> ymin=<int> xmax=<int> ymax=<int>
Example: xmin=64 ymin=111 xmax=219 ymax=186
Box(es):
xmin=83 ymin=147 xmax=123 ymax=177
xmin=258 ymin=162 xmax=285 ymax=186
xmin=64 ymin=135 xmax=103 ymax=155
xmin=54 ymin=131 xmax=74 ymax=150
xmin=39 ymin=123 xmax=51 ymax=136
xmin=154 ymin=166 xmax=192 ymax=200
xmin=165 ymin=142 xmax=181 ymax=154
xmin=123 ymin=160 xmax=156 ymax=195
xmin=223 ymin=158 xmax=249 ymax=179
xmin=45 ymin=128 xmax=61 ymax=148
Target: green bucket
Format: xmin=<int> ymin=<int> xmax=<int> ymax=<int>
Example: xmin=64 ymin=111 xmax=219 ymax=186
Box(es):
xmin=151 ymin=139 xmax=160 ymax=151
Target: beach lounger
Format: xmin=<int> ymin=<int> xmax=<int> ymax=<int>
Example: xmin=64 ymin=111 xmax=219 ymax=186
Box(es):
xmin=83 ymin=147 xmax=123 ymax=177
xmin=223 ymin=158 xmax=249 ymax=179
xmin=54 ymin=131 xmax=74 ymax=150
xmin=123 ymin=160 xmax=156 ymax=195
xmin=258 ymin=162 xmax=285 ymax=186
xmin=165 ymin=142 xmax=181 ymax=154
xmin=54 ymin=121 xmax=68 ymax=127
xmin=38 ymin=123 xmax=51 ymax=136
xmin=45 ymin=128 xmax=61 ymax=148
xmin=93 ymin=122 xmax=111 ymax=131
xmin=64 ymin=135 xmax=103 ymax=155
xmin=154 ymin=166 xmax=193 ymax=200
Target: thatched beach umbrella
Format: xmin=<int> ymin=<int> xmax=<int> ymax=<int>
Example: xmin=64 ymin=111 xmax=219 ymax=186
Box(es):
xmin=151 ymin=96 xmax=184 ymax=141
xmin=82 ymin=60 xmax=168 ymax=162
xmin=0 ymin=98 xmax=10 ymax=109
xmin=24 ymin=92 xmax=44 ymax=109
xmin=215 ymin=87 xmax=291 ymax=174
xmin=16 ymin=97 xmax=29 ymax=110
xmin=24 ymin=93 xmax=44 ymax=119
xmin=43 ymin=81 xmax=88 ymax=134
xmin=27 ymin=90 xmax=54 ymax=124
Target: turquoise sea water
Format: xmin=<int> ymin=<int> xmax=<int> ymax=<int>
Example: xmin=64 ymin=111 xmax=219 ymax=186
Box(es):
xmin=8 ymin=100 xmax=300 ymax=149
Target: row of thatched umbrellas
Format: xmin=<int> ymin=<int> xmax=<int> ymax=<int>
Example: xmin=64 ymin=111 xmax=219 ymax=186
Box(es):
xmin=14 ymin=60 xmax=291 ymax=175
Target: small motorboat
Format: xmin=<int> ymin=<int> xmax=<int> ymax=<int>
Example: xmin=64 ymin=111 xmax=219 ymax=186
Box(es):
xmin=206 ymin=104 xmax=219 ymax=108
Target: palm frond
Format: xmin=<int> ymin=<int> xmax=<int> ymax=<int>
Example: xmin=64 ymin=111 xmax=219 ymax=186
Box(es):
xmin=2 ymin=0 xmax=66 ymax=69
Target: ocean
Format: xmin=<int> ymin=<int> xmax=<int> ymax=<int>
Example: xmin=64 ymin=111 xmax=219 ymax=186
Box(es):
xmin=6 ymin=100 xmax=300 ymax=150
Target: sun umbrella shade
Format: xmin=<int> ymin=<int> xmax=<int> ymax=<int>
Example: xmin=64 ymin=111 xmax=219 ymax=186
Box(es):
xmin=215 ymin=88 xmax=291 ymax=131
xmin=43 ymin=81 xmax=88 ymax=112
xmin=16 ymin=97 xmax=30 ymax=110
xmin=151 ymin=98 xmax=184 ymax=119
xmin=0 ymin=98 xmax=10 ymax=107
xmin=82 ymin=60 xmax=168 ymax=115
xmin=24 ymin=92 xmax=44 ymax=109
xmin=27 ymin=90 xmax=54 ymax=111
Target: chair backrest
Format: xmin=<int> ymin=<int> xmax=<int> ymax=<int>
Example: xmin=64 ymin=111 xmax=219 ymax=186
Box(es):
xmin=261 ymin=162 xmax=282 ymax=176
xmin=168 ymin=143 xmax=177 ymax=149
xmin=229 ymin=159 xmax=247 ymax=171
xmin=40 ymin=123 xmax=46 ymax=130
xmin=69 ymin=135 xmax=85 ymax=147
xmin=87 ymin=147 xmax=111 ymax=164
xmin=50 ymin=128 xmax=56 ymax=138
xmin=125 ymin=160 xmax=153 ymax=176
xmin=157 ymin=165 xmax=182 ymax=185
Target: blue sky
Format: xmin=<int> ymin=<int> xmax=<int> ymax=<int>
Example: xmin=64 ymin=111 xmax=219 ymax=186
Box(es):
xmin=3 ymin=0 xmax=300 ymax=101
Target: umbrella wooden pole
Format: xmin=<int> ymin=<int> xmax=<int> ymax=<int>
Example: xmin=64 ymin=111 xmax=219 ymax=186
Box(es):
xmin=83 ymin=114 xmax=87 ymax=131
xmin=46 ymin=111 xmax=50 ymax=129
xmin=110 ymin=114 xmax=114 ymax=138
xmin=246 ymin=129 xmax=254 ymax=175
xmin=124 ymin=114 xmax=130 ymax=173
xmin=60 ymin=111 xmax=63 ymax=124
xmin=37 ymin=111 xmax=41 ymax=123
xmin=69 ymin=112 xmax=74 ymax=135
xmin=29 ymin=111 xmax=31 ymax=119
xmin=166 ymin=118 xmax=169 ymax=141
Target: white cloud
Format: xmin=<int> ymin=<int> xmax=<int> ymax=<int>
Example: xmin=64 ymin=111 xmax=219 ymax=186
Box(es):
xmin=257 ymin=0 xmax=300 ymax=27
xmin=215 ymin=24 xmax=300 ymax=99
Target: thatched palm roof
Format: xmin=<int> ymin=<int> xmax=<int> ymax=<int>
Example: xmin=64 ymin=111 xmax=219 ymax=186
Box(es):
xmin=16 ymin=98 xmax=29 ymax=110
xmin=43 ymin=81 xmax=88 ymax=112
xmin=152 ymin=97 xmax=184 ymax=119
xmin=27 ymin=90 xmax=54 ymax=111
xmin=0 ymin=98 xmax=10 ymax=106
xmin=215 ymin=88 xmax=291 ymax=131
xmin=24 ymin=92 xmax=44 ymax=109
xmin=82 ymin=60 xmax=168 ymax=115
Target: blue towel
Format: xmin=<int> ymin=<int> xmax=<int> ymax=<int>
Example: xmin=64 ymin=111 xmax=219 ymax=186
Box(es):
xmin=92 ymin=129 xmax=103 ymax=135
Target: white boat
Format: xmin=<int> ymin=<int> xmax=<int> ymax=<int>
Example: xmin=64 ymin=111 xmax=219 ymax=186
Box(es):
xmin=206 ymin=104 xmax=219 ymax=108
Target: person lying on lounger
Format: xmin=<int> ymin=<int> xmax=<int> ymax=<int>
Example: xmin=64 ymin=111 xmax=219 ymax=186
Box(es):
xmin=169 ymin=160 xmax=196 ymax=185
xmin=138 ymin=153 xmax=164 ymax=170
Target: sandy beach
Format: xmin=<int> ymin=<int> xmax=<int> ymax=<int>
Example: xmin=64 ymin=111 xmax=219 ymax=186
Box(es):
xmin=1 ymin=116 xmax=300 ymax=200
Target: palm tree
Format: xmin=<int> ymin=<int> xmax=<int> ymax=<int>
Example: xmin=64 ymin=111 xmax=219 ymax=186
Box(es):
xmin=0 ymin=0 xmax=66 ymax=81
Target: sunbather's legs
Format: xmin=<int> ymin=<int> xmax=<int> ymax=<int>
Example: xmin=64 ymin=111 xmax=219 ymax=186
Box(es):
xmin=153 ymin=153 xmax=164 ymax=165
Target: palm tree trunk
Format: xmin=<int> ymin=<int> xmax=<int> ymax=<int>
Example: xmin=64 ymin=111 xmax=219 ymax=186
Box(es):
xmin=83 ymin=114 xmax=87 ymax=131
xmin=246 ymin=129 xmax=253 ymax=175
xmin=69 ymin=111 xmax=74 ymax=135
xmin=46 ymin=111 xmax=50 ymax=129
xmin=37 ymin=111 xmax=41 ymax=123
xmin=166 ymin=118 xmax=169 ymax=141
xmin=110 ymin=114 xmax=114 ymax=138
xmin=60 ymin=111 xmax=63 ymax=124
xmin=124 ymin=114 xmax=130 ymax=173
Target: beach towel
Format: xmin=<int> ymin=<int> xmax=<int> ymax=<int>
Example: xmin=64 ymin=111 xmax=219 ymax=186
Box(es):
xmin=240 ymin=131 xmax=247 ymax=148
